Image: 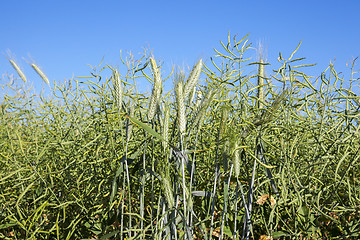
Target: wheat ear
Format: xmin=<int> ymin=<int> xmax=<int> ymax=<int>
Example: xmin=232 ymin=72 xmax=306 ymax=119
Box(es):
xmin=175 ymin=80 xmax=186 ymax=134
xmin=190 ymin=89 xmax=215 ymax=131
xmin=9 ymin=59 xmax=27 ymax=83
xmin=31 ymin=63 xmax=50 ymax=86
xmin=148 ymin=57 xmax=162 ymax=121
xmin=162 ymin=101 xmax=170 ymax=151
xmin=257 ymin=43 xmax=266 ymax=109
xmin=232 ymin=141 xmax=240 ymax=178
xmin=162 ymin=174 xmax=174 ymax=209
xmin=257 ymin=58 xmax=265 ymax=109
xmin=112 ymin=70 xmax=123 ymax=110
xmin=184 ymin=59 xmax=202 ymax=100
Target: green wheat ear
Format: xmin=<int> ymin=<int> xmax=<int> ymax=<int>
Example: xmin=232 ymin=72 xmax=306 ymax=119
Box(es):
xmin=233 ymin=141 xmax=240 ymax=178
xmin=189 ymin=88 xmax=216 ymax=132
xmin=148 ymin=57 xmax=162 ymax=121
xmin=31 ymin=63 xmax=50 ymax=86
xmin=257 ymin=42 xmax=267 ymax=109
xmin=9 ymin=59 xmax=27 ymax=83
xmin=127 ymin=100 xmax=134 ymax=142
xmin=184 ymin=59 xmax=202 ymax=101
xmin=161 ymin=173 xmax=174 ymax=209
xmin=162 ymin=101 xmax=170 ymax=151
xmin=257 ymin=58 xmax=265 ymax=109
xmin=175 ymin=80 xmax=186 ymax=135
xmin=111 ymin=69 xmax=123 ymax=110
xmin=218 ymin=104 xmax=229 ymax=140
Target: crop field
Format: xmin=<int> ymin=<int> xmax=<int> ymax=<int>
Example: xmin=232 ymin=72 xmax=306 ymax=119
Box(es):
xmin=1 ymin=35 xmax=359 ymax=239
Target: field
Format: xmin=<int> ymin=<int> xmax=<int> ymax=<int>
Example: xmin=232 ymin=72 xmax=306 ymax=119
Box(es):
xmin=1 ymin=35 xmax=359 ymax=239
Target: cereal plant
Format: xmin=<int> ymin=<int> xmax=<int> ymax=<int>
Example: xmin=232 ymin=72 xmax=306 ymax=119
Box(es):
xmin=1 ymin=34 xmax=359 ymax=239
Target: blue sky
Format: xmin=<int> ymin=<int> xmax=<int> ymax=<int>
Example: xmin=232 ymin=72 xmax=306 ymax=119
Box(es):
xmin=1 ymin=0 xmax=359 ymax=93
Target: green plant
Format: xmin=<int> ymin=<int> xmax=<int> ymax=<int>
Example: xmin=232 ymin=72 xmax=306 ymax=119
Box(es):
xmin=1 ymin=34 xmax=359 ymax=240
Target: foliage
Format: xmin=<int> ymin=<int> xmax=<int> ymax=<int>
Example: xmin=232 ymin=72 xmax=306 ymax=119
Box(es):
xmin=1 ymin=35 xmax=359 ymax=239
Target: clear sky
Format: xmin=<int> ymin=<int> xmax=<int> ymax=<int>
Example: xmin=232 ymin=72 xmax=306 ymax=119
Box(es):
xmin=1 ymin=0 xmax=359 ymax=93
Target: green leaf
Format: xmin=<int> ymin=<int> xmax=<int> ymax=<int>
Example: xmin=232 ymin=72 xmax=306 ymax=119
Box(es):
xmin=272 ymin=231 xmax=290 ymax=238
xmin=125 ymin=115 xmax=166 ymax=142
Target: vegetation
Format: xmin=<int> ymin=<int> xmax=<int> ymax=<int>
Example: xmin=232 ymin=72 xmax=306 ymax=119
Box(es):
xmin=1 ymin=34 xmax=359 ymax=239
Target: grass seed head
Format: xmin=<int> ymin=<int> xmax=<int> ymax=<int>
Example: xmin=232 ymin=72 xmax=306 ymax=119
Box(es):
xmin=218 ymin=105 xmax=229 ymax=140
xmin=257 ymin=58 xmax=265 ymax=108
xmin=232 ymin=141 xmax=240 ymax=178
xmin=162 ymin=175 xmax=174 ymax=209
xmin=184 ymin=59 xmax=202 ymax=100
xmin=148 ymin=57 xmax=162 ymax=121
xmin=190 ymin=89 xmax=215 ymax=131
xmin=175 ymin=80 xmax=186 ymax=134
xmin=112 ymin=70 xmax=123 ymax=110
xmin=31 ymin=63 xmax=50 ymax=86
xmin=127 ymin=100 xmax=135 ymax=142
xmin=162 ymin=101 xmax=170 ymax=151
xmin=9 ymin=59 xmax=27 ymax=83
